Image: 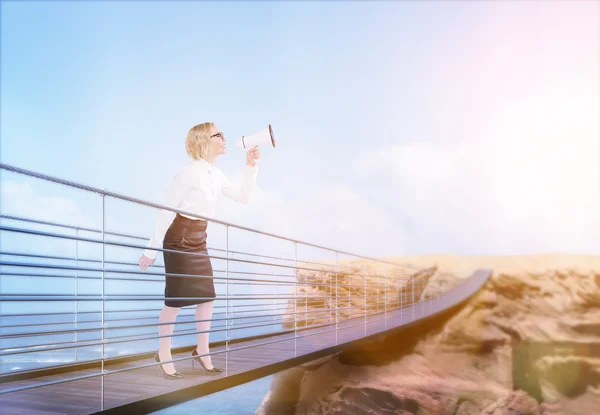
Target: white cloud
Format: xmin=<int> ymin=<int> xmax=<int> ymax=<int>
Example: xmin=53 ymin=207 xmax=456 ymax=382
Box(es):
xmin=0 ymin=180 xmax=96 ymax=227
xmin=213 ymin=171 xmax=409 ymax=260
xmin=0 ymin=178 xmax=120 ymax=248
xmin=359 ymin=93 xmax=600 ymax=255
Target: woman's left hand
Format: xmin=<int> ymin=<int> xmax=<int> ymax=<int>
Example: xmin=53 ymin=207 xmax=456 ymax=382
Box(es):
xmin=246 ymin=146 xmax=261 ymax=167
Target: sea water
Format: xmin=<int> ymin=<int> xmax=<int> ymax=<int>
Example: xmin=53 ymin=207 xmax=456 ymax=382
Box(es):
xmin=153 ymin=375 xmax=273 ymax=415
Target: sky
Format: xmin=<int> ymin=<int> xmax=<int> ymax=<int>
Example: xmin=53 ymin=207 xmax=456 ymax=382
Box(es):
xmin=1 ymin=0 xmax=599 ymax=266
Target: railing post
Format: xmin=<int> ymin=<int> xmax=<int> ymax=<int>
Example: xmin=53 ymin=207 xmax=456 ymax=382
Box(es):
xmin=419 ymin=276 xmax=422 ymax=317
xmin=329 ymin=266 xmax=333 ymax=326
xmin=225 ymin=225 xmax=229 ymax=376
xmin=420 ymin=276 xmax=423 ymax=317
xmin=348 ymin=269 xmax=351 ymax=322
xmin=421 ymin=276 xmax=424 ymax=317
xmin=376 ymin=275 xmax=379 ymax=315
xmin=100 ymin=192 xmax=106 ymax=411
xmin=412 ymin=275 xmax=415 ymax=321
xmin=304 ymin=246 xmax=308 ymax=329
xmin=424 ymin=278 xmax=427 ymax=315
xmin=419 ymin=276 xmax=423 ymax=317
xmin=428 ymin=278 xmax=431 ymax=315
xmin=363 ymin=270 xmax=367 ymax=337
xmin=384 ymin=276 xmax=387 ymax=330
xmin=400 ymin=278 xmax=403 ymax=325
xmin=398 ymin=278 xmax=400 ymax=310
xmin=335 ymin=251 xmax=338 ymax=346
xmin=294 ymin=242 xmax=298 ymax=357
xmin=395 ymin=277 xmax=398 ymax=310
xmin=74 ymin=228 xmax=79 ymax=363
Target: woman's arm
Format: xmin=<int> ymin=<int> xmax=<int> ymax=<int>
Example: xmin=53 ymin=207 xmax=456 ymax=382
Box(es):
xmin=143 ymin=168 xmax=194 ymax=259
xmin=220 ymin=164 xmax=259 ymax=204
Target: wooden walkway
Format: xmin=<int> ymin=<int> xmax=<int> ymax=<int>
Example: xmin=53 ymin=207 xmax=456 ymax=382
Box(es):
xmin=0 ymin=269 xmax=491 ymax=415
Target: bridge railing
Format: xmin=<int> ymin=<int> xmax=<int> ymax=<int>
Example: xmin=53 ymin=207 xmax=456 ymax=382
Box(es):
xmin=0 ymin=162 xmax=459 ymax=405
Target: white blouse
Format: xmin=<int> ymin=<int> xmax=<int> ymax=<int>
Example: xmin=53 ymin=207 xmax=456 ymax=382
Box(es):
xmin=143 ymin=158 xmax=259 ymax=259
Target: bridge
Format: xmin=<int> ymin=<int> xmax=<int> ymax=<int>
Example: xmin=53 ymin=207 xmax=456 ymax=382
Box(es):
xmin=0 ymin=163 xmax=492 ymax=414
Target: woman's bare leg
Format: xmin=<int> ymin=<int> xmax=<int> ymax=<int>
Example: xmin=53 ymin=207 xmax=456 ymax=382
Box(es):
xmin=195 ymin=301 xmax=214 ymax=369
xmin=158 ymin=305 xmax=181 ymax=374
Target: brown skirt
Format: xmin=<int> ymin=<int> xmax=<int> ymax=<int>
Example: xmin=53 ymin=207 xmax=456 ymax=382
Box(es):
xmin=162 ymin=213 xmax=215 ymax=307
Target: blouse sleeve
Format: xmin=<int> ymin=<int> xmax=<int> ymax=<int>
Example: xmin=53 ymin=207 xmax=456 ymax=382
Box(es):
xmin=220 ymin=165 xmax=259 ymax=204
xmin=143 ymin=168 xmax=195 ymax=259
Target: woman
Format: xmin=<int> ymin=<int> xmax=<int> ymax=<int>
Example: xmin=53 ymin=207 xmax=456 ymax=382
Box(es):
xmin=138 ymin=122 xmax=260 ymax=379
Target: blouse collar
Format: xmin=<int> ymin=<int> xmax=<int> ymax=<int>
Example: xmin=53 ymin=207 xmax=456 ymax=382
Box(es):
xmin=195 ymin=157 xmax=214 ymax=172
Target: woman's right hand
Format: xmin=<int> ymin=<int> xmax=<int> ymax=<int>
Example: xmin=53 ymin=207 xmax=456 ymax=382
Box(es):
xmin=139 ymin=254 xmax=155 ymax=272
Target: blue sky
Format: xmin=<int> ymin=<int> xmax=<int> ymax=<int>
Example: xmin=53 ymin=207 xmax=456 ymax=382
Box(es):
xmin=1 ymin=0 xmax=599 ymax=263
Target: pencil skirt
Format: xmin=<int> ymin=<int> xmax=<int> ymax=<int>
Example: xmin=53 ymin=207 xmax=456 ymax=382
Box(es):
xmin=162 ymin=213 xmax=216 ymax=307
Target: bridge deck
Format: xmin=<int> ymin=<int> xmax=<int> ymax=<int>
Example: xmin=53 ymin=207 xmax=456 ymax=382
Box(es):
xmin=0 ymin=306 xmax=419 ymax=415
xmin=0 ymin=269 xmax=491 ymax=415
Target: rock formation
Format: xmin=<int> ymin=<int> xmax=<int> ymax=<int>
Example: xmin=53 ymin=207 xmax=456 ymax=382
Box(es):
xmin=256 ymin=254 xmax=600 ymax=415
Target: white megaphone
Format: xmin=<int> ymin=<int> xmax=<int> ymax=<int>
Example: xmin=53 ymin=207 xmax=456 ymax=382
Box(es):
xmin=236 ymin=124 xmax=276 ymax=165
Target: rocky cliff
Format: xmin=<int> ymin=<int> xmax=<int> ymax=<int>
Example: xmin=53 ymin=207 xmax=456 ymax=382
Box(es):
xmin=256 ymin=254 xmax=600 ymax=415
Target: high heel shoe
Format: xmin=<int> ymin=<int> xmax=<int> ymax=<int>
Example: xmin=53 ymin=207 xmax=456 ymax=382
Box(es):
xmin=154 ymin=352 xmax=184 ymax=379
xmin=191 ymin=349 xmax=223 ymax=373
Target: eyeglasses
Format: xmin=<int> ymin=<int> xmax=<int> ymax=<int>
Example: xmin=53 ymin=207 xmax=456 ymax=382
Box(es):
xmin=210 ymin=132 xmax=225 ymax=140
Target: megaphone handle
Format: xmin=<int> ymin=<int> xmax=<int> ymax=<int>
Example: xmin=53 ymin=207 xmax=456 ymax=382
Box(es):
xmin=250 ymin=145 xmax=260 ymax=165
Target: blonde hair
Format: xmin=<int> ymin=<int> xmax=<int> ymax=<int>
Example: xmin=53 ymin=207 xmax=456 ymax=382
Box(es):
xmin=185 ymin=122 xmax=216 ymax=160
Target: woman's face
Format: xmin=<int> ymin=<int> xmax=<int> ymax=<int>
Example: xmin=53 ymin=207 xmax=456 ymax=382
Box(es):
xmin=208 ymin=126 xmax=227 ymax=158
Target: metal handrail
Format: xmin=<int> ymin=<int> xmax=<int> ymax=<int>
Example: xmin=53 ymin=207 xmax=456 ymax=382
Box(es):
xmin=1 ymin=265 xmax=397 ymax=284
xmin=0 ymin=214 xmax=389 ymax=274
xmin=0 ymin=305 xmax=296 ymax=330
xmin=0 ymin=305 xmax=372 ymax=343
xmin=0 ymin=163 xmax=413 ymax=268
xmin=0 ymin=305 xmax=405 ymax=359
xmin=0 ymin=311 xmax=377 ymax=357
xmin=0 ymin=273 xmax=489 ymax=398
xmin=1 ymin=225 xmax=406 ymax=282
xmin=0 ymin=302 xmax=292 ymax=320
xmin=0 ymin=263 xmax=411 ymax=290
xmin=0 ymin=293 xmax=409 ymax=301
xmin=0 ymin=161 xmax=468 ymax=411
